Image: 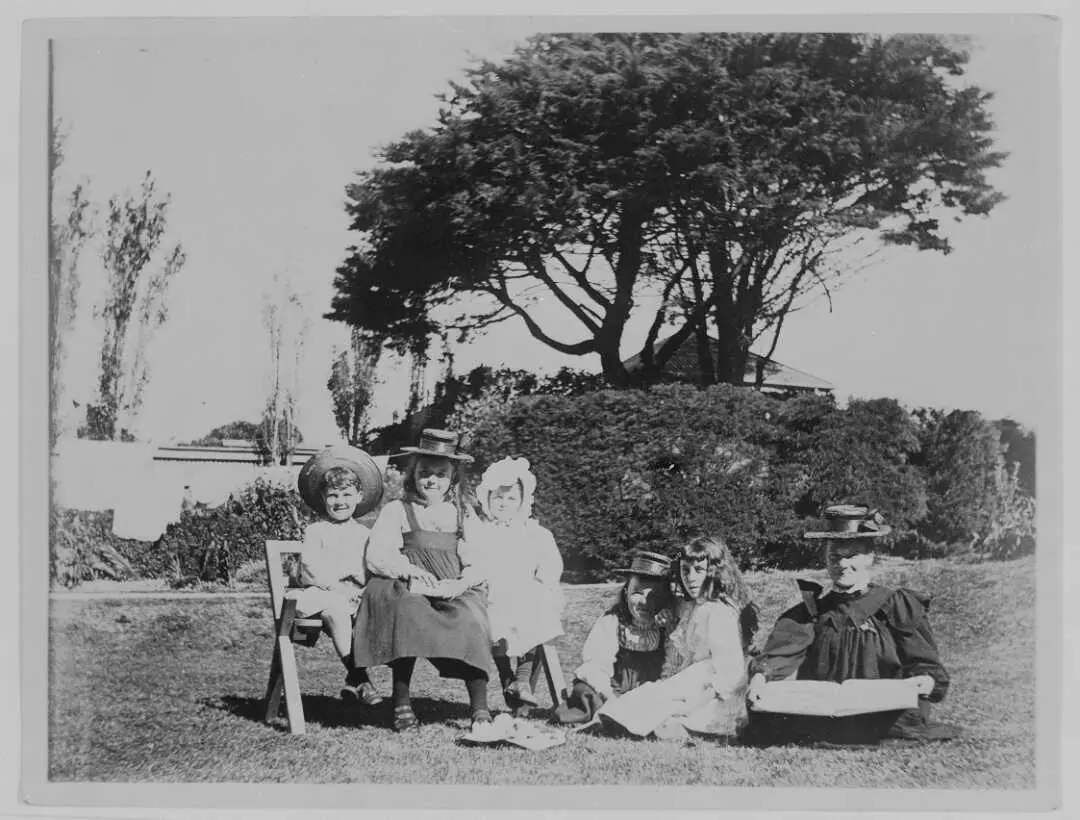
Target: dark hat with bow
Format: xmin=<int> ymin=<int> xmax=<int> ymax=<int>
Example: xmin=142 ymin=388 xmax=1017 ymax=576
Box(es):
xmin=803 ymin=504 xmax=892 ymax=540
xmin=613 ymin=550 xmax=673 ymax=579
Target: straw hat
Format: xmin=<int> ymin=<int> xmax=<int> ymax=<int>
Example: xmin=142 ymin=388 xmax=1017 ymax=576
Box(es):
xmin=803 ymin=504 xmax=892 ymax=540
xmin=392 ymin=428 xmax=474 ymax=463
xmin=297 ymin=445 xmax=385 ymax=518
xmin=613 ymin=550 xmax=673 ymax=579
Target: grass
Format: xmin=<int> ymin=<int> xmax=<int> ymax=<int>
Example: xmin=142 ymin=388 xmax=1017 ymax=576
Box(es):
xmin=48 ymin=556 xmax=1036 ymax=787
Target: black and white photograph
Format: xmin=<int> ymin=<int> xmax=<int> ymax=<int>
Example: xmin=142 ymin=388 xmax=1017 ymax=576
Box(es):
xmin=14 ymin=7 xmax=1066 ymax=814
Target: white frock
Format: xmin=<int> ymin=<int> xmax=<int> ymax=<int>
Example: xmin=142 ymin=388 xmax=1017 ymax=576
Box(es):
xmin=470 ymin=517 xmax=565 ymax=656
xmin=598 ymin=598 xmax=748 ymax=737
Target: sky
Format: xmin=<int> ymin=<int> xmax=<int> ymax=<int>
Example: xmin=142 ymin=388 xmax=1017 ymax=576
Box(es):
xmin=49 ymin=16 xmax=1060 ymax=445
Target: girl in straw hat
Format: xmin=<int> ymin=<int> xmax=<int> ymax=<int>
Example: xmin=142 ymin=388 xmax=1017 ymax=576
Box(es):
xmin=554 ymin=551 xmax=675 ymax=725
xmin=293 ymin=446 xmax=387 ymax=707
xmin=746 ymin=505 xmax=960 ymax=744
xmin=352 ymin=430 xmax=495 ymax=734
xmin=472 ymin=457 xmax=565 ymax=714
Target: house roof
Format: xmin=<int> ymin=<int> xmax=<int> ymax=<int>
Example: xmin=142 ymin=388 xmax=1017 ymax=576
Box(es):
xmin=623 ymin=335 xmax=833 ymax=392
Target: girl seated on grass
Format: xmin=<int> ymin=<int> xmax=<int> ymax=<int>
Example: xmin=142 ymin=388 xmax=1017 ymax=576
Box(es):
xmin=597 ymin=536 xmax=758 ymax=741
xmin=292 ymin=446 xmax=387 ymax=707
xmin=554 ymin=551 xmax=675 ymax=725
xmin=472 ymin=457 xmax=565 ymax=715
xmin=351 ymin=429 xmax=494 ymax=734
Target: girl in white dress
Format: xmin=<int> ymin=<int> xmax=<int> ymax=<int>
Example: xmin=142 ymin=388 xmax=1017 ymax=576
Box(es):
xmin=472 ymin=457 xmax=565 ymax=713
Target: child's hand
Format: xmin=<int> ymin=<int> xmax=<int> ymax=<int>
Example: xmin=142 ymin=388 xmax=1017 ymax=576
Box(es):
xmin=910 ymin=674 xmax=936 ymax=697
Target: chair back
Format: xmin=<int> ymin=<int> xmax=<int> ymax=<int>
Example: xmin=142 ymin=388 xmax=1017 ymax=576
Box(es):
xmin=265 ymin=540 xmax=300 ymax=620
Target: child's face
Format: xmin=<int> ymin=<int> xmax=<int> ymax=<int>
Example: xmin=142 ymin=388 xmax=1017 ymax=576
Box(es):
xmin=825 ymin=540 xmax=875 ymax=591
xmin=489 ymin=483 xmax=523 ymax=523
xmin=625 ymin=575 xmax=666 ymax=624
xmin=415 ymin=457 xmax=453 ymax=503
xmin=323 ymin=484 xmax=360 ymax=522
xmin=679 ymin=553 xmax=709 ymax=599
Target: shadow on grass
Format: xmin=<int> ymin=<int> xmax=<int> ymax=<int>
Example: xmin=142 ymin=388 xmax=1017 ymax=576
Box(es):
xmin=205 ymin=694 xmax=483 ymax=733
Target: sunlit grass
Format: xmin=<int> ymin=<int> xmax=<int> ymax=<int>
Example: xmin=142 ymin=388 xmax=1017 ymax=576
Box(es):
xmin=48 ymin=557 xmax=1035 ymax=786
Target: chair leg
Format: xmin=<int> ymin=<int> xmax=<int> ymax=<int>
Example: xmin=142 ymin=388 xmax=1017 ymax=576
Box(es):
xmin=278 ymin=634 xmax=306 ymax=735
xmin=535 ymin=644 xmax=568 ymax=707
xmin=270 ymin=597 xmax=306 ymax=735
xmin=264 ymin=641 xmax=285 ymax=723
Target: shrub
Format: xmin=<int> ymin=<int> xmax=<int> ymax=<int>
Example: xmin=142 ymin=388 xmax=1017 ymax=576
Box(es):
xmin=976 ymin=461 xmax=1036 ymax=560
xmin=793 ymin=398 xmax=928 ymax=530
xmin=468 ymin=384 xmax=815 ymax=577
xmin=50 ymin=508 xmax=137 ymax=588
xmin=153 ymin=477 xmax=313 ymax=588
xmin=913 ymin=409 xmax=1002 ymax=546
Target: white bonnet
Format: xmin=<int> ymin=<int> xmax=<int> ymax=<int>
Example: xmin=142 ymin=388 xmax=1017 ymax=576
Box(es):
xmin=477 ymin=457 xmax=537 ymax=520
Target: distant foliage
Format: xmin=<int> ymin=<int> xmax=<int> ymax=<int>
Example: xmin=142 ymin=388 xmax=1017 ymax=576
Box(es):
xmin=977 ymin=461 xmax=1036 ymax=560
xmin=183 ymin=420 xmax=262 ymax=445
xmin=50 ymin=509 xmax=135 ymax=588
xmin=155 ymin=478 xmax=313 ymax=588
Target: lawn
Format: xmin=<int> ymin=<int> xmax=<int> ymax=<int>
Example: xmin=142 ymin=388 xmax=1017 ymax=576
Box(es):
xmin=48 ymin=556 xmax=1037 ymax=787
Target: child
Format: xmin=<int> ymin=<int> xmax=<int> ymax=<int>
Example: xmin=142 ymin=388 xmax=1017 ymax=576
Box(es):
xmin=597 ymin=536 xmax=757 ymax=740
xmin=473 ymin=457 xmax=565 ymax=714
xmin=293 ymin=446 xmax=386 ymax=707
xmin=351 ymin=429 xmax=494 ymax=734
xmin=554 ymin=551 xmax=675 ymax=725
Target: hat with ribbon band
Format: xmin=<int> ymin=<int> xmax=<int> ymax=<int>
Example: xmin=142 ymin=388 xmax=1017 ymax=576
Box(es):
xmin=803 ymin=504 xmax=892 ymax=540
xmin=613 ymin=550 xmax=673 ymax=579
xmin=391 ymin=428 xmax=474 ymax=464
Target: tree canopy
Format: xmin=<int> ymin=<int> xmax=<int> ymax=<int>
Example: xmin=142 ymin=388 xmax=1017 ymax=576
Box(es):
xmin=329 ymin=33 xmax=1005 ymax=386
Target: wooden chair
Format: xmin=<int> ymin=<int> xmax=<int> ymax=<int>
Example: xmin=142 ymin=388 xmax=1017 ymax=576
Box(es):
xmin=263 ymin=538 xmax=570 ymax=731
xmin=263 ymin=539 xmax=327 ymax=735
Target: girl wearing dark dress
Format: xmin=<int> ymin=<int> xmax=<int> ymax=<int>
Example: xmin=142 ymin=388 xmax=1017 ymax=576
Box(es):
xmin=554 ymin=551 xmax=675 ymax=725
xmin=747 ymin=505 xmax=960 ymax=744
xmin=352 ymin=429 xmax=493 ymax=733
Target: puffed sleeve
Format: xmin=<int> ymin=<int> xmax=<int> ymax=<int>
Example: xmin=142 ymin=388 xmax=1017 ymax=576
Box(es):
xmin=884 ymin=588 xmax=950 ymax=703
xmin=706 ymin=601 xmax=747 ymax=697
xmin=574 ymin=612 xmax=619 ymax=699
xmin=364 ymin=502 xmax=417 ymax=580
xmin=748 ymin=602 xmax=816 ymax=682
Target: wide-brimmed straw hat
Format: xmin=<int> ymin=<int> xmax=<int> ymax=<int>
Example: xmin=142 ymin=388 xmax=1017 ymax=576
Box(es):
xmin=297 ymin=445 xmax=385 ymax=518
xmin=803 ymin=504 xmax=892 ymax=540
xmin=613 ymin=550 xmax=673 ymax=579
xmin=391 ymin=428 xmax=474 ymax=464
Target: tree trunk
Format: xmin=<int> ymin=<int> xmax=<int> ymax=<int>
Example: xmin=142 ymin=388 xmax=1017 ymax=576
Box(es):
xmin=599 ymin=204 xmax=649 ymax=387
xmin=689 ymin=263 xmax=716 ymax=386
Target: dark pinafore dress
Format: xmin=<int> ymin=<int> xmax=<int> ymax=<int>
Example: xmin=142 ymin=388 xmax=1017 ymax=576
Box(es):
xmin=352 ymin=503 xmax=492 ymax=679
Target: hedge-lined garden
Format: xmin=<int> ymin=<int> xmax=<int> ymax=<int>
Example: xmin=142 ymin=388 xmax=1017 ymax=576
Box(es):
xmin=50 ymin=385 xmax=1034 ymax=588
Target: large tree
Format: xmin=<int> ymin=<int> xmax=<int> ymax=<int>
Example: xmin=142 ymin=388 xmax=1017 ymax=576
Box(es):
xmin=90 ymin=172 xmax=186 ymax=440
xmin=330 ymin=33 xmax=1005 ymax=386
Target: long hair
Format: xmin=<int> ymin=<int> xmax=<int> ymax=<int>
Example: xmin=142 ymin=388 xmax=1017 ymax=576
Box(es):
xmin=401 ymin=454 xmax=472 ymax=536
xmin=675 ymin=536 xmax=759 ymax=652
